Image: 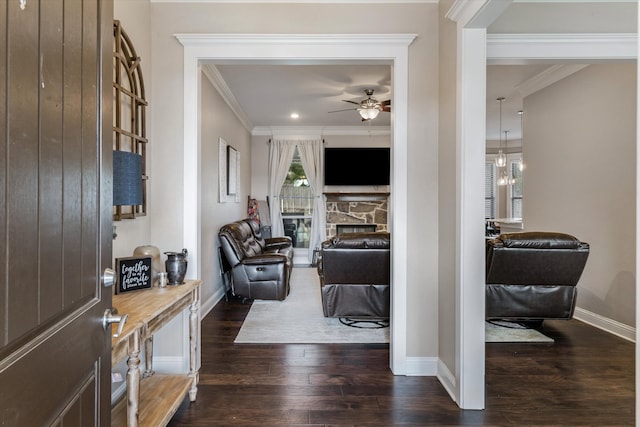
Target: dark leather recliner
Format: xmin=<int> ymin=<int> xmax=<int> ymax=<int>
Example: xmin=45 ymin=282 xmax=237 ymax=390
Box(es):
xmin=486 ymin=231 xmax=590 ymax=321
xmin=218 ymin=219 xmax=293 ymax=300
xmin=317 ymin=232 xmax=390 ymax=318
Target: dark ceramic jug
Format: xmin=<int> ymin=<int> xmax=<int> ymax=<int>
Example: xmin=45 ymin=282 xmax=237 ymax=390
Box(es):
xmin=165 ymin=248 xmax=188 ymax=285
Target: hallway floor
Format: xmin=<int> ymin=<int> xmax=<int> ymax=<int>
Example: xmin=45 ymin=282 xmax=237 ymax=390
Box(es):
xmin=168 ymin=295 xmax=634 ymax=426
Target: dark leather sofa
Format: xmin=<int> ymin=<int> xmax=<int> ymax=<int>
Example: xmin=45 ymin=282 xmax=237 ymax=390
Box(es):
xmin=317 ymin=232 xmax=390 ymax=318
xmin=219 ymin=219 xmax=293 ymax=300
xmin=486 ymin=231 xmax=589 ymax=321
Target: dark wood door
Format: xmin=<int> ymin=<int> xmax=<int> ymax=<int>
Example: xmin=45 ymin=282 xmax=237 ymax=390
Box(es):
xmin=0 ymin=0 xmax=113 ymax=425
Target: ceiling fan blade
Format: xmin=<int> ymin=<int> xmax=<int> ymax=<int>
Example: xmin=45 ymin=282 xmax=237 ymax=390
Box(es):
xmin=328 ymin=108 xmax=358 ymax=113
xmin=381 ymin=99 xmax=391 ymax=106
xmin=342 ymin=100 xmax=361 ymax=106
xmin=380 ymin=100 xmax=391 ymax=112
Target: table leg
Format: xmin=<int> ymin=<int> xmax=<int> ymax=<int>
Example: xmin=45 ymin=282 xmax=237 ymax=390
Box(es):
xmin=126 ymin=329 xmax=141 ymax=427
xmin=143 ymin=336 xmax=154 ymax=378
xmin=188 ymin=287 xmax=200 ymax=402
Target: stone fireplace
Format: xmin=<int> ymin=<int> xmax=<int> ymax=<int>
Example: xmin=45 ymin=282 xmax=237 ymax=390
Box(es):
xmin=324 ymin=192 xmax=389 ymax=238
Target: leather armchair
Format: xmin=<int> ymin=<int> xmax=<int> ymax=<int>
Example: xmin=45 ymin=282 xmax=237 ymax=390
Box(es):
xmin=317 ymin=232 xmax=390 ymax=318
xmin=486 ymin=231 xmax=589 ymax=321
xmin=219 ymin=219 xmax=293 ymax=301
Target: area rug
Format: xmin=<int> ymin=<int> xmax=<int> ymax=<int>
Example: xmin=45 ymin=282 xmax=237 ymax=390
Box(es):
xmin=234 ymin=267 xmax=389 ymax=344
xmin=485 ymin=320 xmax=554 ymax=343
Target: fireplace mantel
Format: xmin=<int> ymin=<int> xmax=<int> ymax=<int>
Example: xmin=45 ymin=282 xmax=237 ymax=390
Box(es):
xmin=324 ymin=192 xmax=390 ymax=202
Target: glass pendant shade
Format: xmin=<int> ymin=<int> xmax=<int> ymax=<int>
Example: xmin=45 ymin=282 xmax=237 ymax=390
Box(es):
xmin=497 ymin=170 xmax=515 ymax=186
xmin=518 ymin=110 xmax=525 ymax=172
xmin=497 ymin=172 xmax=507 ymax=186
xmin=495 ymin=97 xmax=506 ymax=168
xmin=359 ymin=107 xmax=380 ymax=120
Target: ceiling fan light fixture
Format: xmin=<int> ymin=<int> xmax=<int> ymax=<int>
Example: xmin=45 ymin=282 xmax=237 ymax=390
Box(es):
xmin=359 ymin=107 xmax=380 ymax=120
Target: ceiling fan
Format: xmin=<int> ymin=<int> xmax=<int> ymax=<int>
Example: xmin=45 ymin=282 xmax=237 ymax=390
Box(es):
xmin=329 ymin=89 xmax=391 ymax=121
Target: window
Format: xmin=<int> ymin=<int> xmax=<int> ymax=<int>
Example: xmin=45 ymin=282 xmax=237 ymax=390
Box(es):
xmin=485 ymin=161 xmax=496 ymax=219
xmin=486 ymin=153 xmax=524 ymax=220
xmin=280 ymin=147 xmax=314 ymax=248
xmin=508 ymin=158 xmax=523 ymax=219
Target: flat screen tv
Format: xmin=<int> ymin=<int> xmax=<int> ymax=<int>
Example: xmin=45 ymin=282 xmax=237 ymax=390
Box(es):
xmin=324 ymin=147 xmax=390 ymax=186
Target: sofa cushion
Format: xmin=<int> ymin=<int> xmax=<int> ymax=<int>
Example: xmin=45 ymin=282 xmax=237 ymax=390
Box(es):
xmin=326 ymin=232 xmax=390 ymax=249
xmin=321 ymin=284 xmax=390 ymax=318
xmin=243 ymin=218 xmax=266 ymax=250
xmin=486 ymin=284 xmax=577 ymax=320
xmin=498 ymin=231 xmax=582 ymax=250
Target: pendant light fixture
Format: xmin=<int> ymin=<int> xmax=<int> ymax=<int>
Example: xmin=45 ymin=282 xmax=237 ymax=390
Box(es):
xmin=495 ymin=97 xmax=507 ymax=168
xmin=498 ymin=130 xmax=516 ymax=186
xmin=517 ymin=110 xmax=524 ymax=171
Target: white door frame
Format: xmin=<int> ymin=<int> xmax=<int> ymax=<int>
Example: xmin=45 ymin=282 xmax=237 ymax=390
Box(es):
xmin=176 ymin=33 xmax=416 ymax=374
xmin=449 ymin=0 xmax=637 ymax=410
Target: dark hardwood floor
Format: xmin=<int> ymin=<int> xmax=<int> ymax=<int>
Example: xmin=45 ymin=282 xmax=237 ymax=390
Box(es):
xmin=169 ymin=289 xmax=634 ymax=426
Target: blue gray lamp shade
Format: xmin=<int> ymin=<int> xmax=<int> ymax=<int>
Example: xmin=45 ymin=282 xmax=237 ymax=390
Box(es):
xmin=113 ymin=150 xmax=143 ymax=206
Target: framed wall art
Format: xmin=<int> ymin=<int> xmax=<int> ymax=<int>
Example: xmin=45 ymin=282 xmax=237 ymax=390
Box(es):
xmin=227 ymin=145 xmax=238 ymax=196
xmin=218 ymin=137 xmax=241 ymax=203
xmin=219 ymin=138 xmax=228 ymax=202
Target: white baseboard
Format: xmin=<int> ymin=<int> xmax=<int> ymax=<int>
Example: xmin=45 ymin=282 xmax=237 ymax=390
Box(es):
xmin=573 ymin=307 xmax=635 ymax=342
xmin=399 ymin=356 xmax=438 ymax=376
xmin=437 ymin=359 xmax=457 ymax=403
xmin=201 ymin=287 xmax=227 ymax=318
xmin=110 ymin=380 xmax=127 ymax=405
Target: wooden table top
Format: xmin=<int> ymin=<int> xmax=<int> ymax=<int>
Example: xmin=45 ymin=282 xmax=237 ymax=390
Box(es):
xmin=111 ymin=279 xmax=202 ymax=348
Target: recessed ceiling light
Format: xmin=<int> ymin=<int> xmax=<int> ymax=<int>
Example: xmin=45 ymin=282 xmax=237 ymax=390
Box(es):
xmin=290 ymin=113 xmax=299 ymax=119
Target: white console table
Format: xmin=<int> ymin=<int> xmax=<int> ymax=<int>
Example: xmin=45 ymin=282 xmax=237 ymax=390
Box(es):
xmin=111 ymin=279 xmax=202 ymax=427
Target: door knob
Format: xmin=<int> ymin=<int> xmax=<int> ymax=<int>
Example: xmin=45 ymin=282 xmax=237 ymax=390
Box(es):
xmin=103 ymin=308 xmax=128 ymax=338
xmin=102 ymin=267 xmax=116 ymax=288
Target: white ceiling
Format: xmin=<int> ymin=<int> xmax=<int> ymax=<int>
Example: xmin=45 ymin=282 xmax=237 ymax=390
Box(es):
xmin=210 ymin=61 xmax=556 ymax=141
xmin=204 ymin=0 xmax=635 ymax=139
xmin=486 ymin=64 xmax=553 ymax=143
xmin=212 ymin=63 xmax=392 ymax=128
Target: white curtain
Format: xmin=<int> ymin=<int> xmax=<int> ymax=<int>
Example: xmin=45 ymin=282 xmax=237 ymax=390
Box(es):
xmin=297 ymin=139 xmax=326 ymax=263
xmin=268 ymin=139 xmax=296 ymax=237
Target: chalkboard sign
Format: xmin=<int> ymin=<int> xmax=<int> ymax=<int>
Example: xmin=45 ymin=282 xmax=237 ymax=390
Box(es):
xmin=115 ymin=256 xmax=152 ymax=294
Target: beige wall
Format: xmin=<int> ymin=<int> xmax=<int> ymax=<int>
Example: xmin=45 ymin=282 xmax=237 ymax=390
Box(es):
xmin=437 ymin=0 xmax=457 ymax=380
xmin=150 ymin=2 xmax=441 ymax=358
xmin=200 ymin=72 xmax=252 ymax=308
xmin=523 ymin=63 xmax=636 ymax=327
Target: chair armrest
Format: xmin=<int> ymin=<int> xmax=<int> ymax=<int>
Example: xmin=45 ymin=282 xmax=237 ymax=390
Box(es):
xmin=240 ymin=253 xmax=288 ymax=266
xmin=265 ymin=237 xmax=292 ymax=250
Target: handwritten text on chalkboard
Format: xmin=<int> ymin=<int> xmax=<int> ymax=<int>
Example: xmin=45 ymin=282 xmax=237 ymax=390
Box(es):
xmin=116 ymin=256 xmax=152 ymax=294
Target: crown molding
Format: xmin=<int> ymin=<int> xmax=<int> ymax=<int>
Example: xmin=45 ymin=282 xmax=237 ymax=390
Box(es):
xmin=515 ymin=64 xmax=589 ymax=98
xmin=201 ymin=65 xmax=254 ymax=132
xmin=487 ymin=33 xmax=637 ymax=64
xmin=177 ymin=33 xmax=417 ymax=47
xmin=252 ymin=125 xmax=391 ymax=137
xmin=446 ymin=0 xmax=512 ymax=29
